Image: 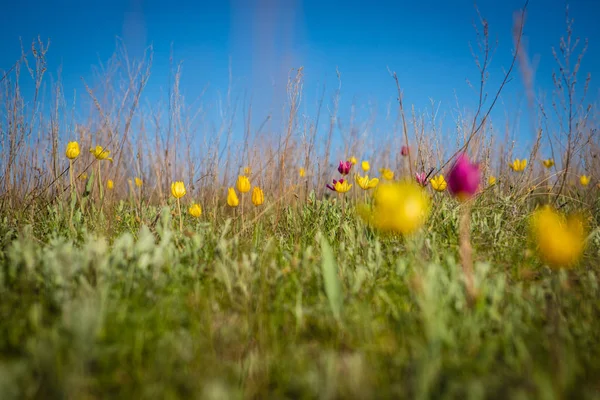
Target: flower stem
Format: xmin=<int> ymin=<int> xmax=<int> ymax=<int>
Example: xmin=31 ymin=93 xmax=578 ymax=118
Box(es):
xmin=177 ymin=197 xmax=183 ymax=232
xmin=459 ymin=200 xmax=476 ymax=303
xmin=69 ymin=160 xmax=76 ymax=231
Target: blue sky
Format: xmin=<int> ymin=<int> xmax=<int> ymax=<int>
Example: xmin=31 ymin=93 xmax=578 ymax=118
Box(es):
xmin=1 ymin=0 xmax=599 ymax=159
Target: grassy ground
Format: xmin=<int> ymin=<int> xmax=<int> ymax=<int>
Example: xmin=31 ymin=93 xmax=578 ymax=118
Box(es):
xmin=1 ymin=187 xmax=599 ymax=399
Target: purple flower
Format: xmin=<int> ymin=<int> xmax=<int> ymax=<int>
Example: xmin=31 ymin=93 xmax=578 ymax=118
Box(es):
xmin=415 ymin=172 xmax=428 ymax=186
xmin=401 ymin=146 xmax=410 ymax=157
xmin=327 ymin=178 xmax=345 ymax=192
xmin=338 ymin=160 xmax=352 ymax=175
xmin=447 ymin=153 xmax=481 ymax=201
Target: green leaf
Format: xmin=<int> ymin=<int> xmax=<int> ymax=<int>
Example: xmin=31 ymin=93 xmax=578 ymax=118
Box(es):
xmin=320 ymin=235 xmax=342 ymax=321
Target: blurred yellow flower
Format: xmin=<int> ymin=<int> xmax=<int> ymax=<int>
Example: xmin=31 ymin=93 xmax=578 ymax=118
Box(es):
xmin=66 ymin=141 xmax=80 ymax=159
xmin=107 ymin=179 xmax=114 ymax=190
xmin=252 ymin=187 xmax=264 ymax=206
xmin=380 ymin=168 xmax=394 ymax=181
xmin=89 ymin=145 xmax=113 ymax=162
xmin=299 ymin=167 xmax=306 ymax=178
xmin=349 ymin=156 xmax=358 ymax=165
xmin=171 ymin=181 xmax=186 ymax=199
xmin=79 ymin=172 xmax=88 ymax=181
xmin=360 ymin=181 xmax=430 ymax=235
xmin=227 ymin=187 xmax=239 ymax=207
xmin=361 ymin=161 xmax=370 ymax=172
xmin=334 ymin=179 xmax=352 ymax=193
xmin=236 ymin=175 xmax=251 ymax=193
xmin=430 ymin=175 xmax=447 ymax=192
xmin=135 ymin=177 xmax=143 ymax=187
xmin=355 ymin=174 xmax=379 ymax=190
xmin=580 ymin=175 xmax=590 ymax=186
xmin=509 ymin=158 xmax=527 ymax=172
xmin=529 ymin=206 xmax=586 ymax=268
xmin=488 ymin=176 xmax=497 ymax=186
xmin=542 ymin=159 xmax=554 ymax=168
xmin=244 ymin=166 xmax=251 ymax=175
xmin=189 ymin=203 xmax=202 ymax=218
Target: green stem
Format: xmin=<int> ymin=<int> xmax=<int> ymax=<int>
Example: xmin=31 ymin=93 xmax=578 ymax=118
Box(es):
xmin=177 ymin=197 xmax=183 ymax=232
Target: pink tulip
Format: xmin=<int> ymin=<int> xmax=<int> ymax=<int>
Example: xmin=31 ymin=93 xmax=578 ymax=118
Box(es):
xmin=401 ymin=146 xmax=410 ymax=157
xmin=447 ymin=153 xmax=481 ymax=201
xmin=338 ymin=160 xmax=352 ymax=175
xmin=415 ymin=171 xmax=428 ymax=186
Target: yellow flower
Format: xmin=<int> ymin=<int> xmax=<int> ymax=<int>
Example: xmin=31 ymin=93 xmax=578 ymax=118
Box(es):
xmin=189 ymin=203 xmax=202 ymax=218
xmin=360 ymin=181 xmax=430 ymax=235
xmin=380 ymin=168 xmax=394 ymax=181
xmin=355 ymin=174 xmax=379 ymax=190
xmin=79 ymin=172 xmax=88 ymax=181
xmin=299 ymin=167 xmax=306 ymax=178
xmin=430 ymin=175 xmax=447 ymax=192
xmin=488 ymin=176 xmax=497 ymax=186
xmin=580 ymin=175 xmax=590 ymax=186
xmin=334 ymin=180 xmax=352 ymax=193
xmin=227 ymin=187 xmax=239 ymax=207
xmin=244 ymin=166 xmax=251 ymax=175
xmin=509 ymin=158 xmax=527 ymax=172
xmin=542 ymin=159 xmax=554 ymax=168
xmin=349 ymin=156 xmax=358 ymax=165
xmin=134 ymin=177 xmax=143 ymax=187
xmin=89 ymin=145 xmax=113 ymax=162
xmin=107 ymin=179 xmax=114 ymax=190
xmin=171 ymin=181 xmax=186 ymax=199
xmin=361 ymin=161 xmax=370 ymax=172
xmin=65 ymin=141 xmax=80 ymax=159
xmin=252 ymin=187 xmax=264 ymax=206
xmin=236 ymin=175 xmax=251 ymax=193
xmin=529 ymin=206 xmax=586 ymax=268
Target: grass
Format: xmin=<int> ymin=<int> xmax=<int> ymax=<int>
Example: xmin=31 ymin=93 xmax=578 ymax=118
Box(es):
xmin=1 ymin=189 xmax=599 ymax=399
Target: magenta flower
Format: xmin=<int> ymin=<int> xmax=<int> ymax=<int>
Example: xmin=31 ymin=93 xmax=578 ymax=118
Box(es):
xmin=415 ymin=171 xmax=428 ymax=186
xmin=338 ymin=160 xmax=352 ymax=175
xmin=447 ymin=153 xmax=481 ymax=201
xmin=401 ymin=146 xmax=410 ymax=157
xmin=326 ymin=178 xmax=347 ymax=192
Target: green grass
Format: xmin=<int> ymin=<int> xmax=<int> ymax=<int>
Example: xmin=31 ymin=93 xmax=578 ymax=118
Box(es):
xmin=1 ymin=192 xmax=600 ymax=399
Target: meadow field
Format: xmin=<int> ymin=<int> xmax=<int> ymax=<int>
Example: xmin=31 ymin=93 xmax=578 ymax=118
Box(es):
xmin=1 ymin=4 xmax=600 ymax=400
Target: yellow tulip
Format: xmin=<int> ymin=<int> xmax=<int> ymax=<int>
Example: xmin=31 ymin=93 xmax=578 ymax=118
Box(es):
xmin=236 ymin=175 xmax=251 ymax=193
xmin=107 ymin=179 xmax=114 ymax=190
xmin=355 ymin=174 xmax=379 ymax=190
xmin=66 ymin=141 xmax=80 ymax=159
xmin=529 ymin=206 xmax=586 ymax=268
xmin=580 ymin=175 xmax=590 ymax=186
xmin=135 ymin=177 xmax=143 ymax=187
xmin=488 ymin=176 xmax=497 ymax=186
xmin=542 ymin=159 xmax=554 ymax=168
xmin=171 ymin=181 xmax=186 ymax=199
xmin=509 ymin=158 xmax=527 ymax=172
xmin=89 ymin=145 xmax=113 ymax=162
xmin=359 ymin=181 xmax=430 ymax=235
xmin=349 ymin=156 xmax=358 ymax=165
xmin=430 ymin=175 xmax=447 ymax=192
xmin=189 ymin=203 xmax=202 ymax=218
xmin=299 ymin=168 xmax=306 ymax=178
xmin=361 ymin=161 xmax=370 ymax=172
xmin=227 ymin=187 xmax=239 ymax=207
xmin=252 ymin=187 xmax=264 ymax=206
xmin=380 ymin=168 xmax=394 ymax=181
xmin=334 ymin=180 xmax=352 ymax=193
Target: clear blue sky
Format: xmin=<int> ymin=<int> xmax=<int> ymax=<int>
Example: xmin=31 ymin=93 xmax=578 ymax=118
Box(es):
xmin=1 ymin=0 xmax=599 ymax=158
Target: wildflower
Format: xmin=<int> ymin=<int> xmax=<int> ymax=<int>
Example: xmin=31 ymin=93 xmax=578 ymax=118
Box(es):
xmin=401 ymin=146 xmax=409 ymax=157
xmin=359 ymin=181 xmax=430 ymax=235
xmin=430 ymin=175 xmax=447 ymax=192
xmin=349 ymin=156 xmax=358 ymax=165
xmin=361 ymin=161 xmax=370 ymax=172
xmin=65 ymin=141 xmax=80 ymax=159
xmin=542 ymin=159 xmax=554 ymax=169
xmin=299 ymin=168 xmax=306 ymax=178
xmin=79 ymin=172 xmax=88 ymax=181
xmin=107 ymin=179 xmax=114 ymax=190
xmin=338 ymin=160 xmax=352 ymax=175
xmin=89 ymin=145 xmax=113 ymax=162
xmin=529 ymin=205 xmax=586 ymax=268
xmin=326 ymin=178 xmax=351 ymax=193
xmin=580 ymin=175 xmax=590 ymax=186
xmin=244 ymin=166 xmax=251 ymax=175
xmin=509 ymin=158 xmax=527 ymax=172
xmin=356 ymin=174 xmax=379 ymax=190
xmin=171 ymin=181 xmax=186 ymax=199
xmin=447 ymin=153 xmax=480 ymax=201
xmin=135 ymin=177 xmax=143 ymax=187
xmin=189 ymin=203 xmax=202 ymax=218
xmin=252 ymin=187 xmax=264 ymax=206
xmin=236 ymin=175 xmax=251 ymax=193
xmin=380 ymin=168 xmax=394 ymax=181
xmin=415 ymin=172 xmax=428 ymax=186
xmin=227 ymin=187 xmax=239 ymax=207
xmin=488 ymin=176 xmax=497 ymax=186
